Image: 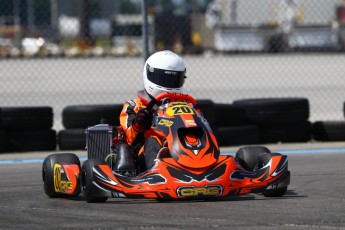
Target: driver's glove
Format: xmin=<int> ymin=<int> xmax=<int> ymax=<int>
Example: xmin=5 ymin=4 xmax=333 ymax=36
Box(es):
xmin=132 ymin=108 xmax=151 ymax=132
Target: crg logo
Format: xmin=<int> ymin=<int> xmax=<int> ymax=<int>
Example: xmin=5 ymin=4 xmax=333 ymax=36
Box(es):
xmin=177 ymin=185 xmax=223 ymax=197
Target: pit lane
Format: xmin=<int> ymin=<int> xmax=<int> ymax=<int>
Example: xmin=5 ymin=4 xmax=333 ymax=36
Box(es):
xmin=1 ymin=142 xmax=345 ymax=229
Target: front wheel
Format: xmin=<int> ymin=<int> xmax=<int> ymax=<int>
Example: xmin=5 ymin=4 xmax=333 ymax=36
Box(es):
xmin=262 ymin=187 xmax=287 ymax=197
xmin=235 ymin=146 xmax=288 ymax=197
xmin=235 ymin=146 xmax=271 ymax=171
xmin=261 ymin=152 xmax=288 ymax=197
xmin=81 ymin=159 xmax=108 ymax=203
xmin=42 ymin=153 xmax=81 ymax=198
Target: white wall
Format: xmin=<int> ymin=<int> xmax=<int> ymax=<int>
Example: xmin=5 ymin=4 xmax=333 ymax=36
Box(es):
xmin=230 ymin=0 xmax=340 ymax=25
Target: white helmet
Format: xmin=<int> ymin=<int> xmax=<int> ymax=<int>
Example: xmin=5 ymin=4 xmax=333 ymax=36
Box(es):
xmin=143 ymin=50 xmax=186 ymax=98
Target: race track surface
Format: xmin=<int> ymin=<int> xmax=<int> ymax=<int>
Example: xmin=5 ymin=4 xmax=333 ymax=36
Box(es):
xmin=1 ymin=143 xmax=345 ymax=229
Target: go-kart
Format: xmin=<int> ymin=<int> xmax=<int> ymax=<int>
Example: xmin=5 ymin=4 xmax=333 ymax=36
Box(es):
xmin=42 ymin=92 xmax=290 ymax=202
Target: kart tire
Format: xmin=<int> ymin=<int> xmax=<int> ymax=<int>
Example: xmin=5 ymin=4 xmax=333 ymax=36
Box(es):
xmin=259 ymin=121 xmax=312 ymax=143
xmin=217 ymin=126 xmax=261 ymax=146
xmin=81 ymin=159 xmax=108 ymax=203
xmin=209 ymin=124 xmax=221 ymax=144
xmin=312 ymin=121 xmax=345 ymax=141
xmin=214 ymin=103 xmax=248 ymax=126
xmin=262 ymin=187 xmax=287 ymax=197
xmin=58 ymin=129 xmax=86 ymax=150
xmin=0 ymin=106 xmax=53 ymax=129
xmin=235 ymin=146 xmax=271 ymax=171
xmin=62 ymin=104 xmax=123 ymax=129
xmin=0 ymin=129 xmax=7 ymax=152
xmin=42 ymin=153 xmax=81 ymax=198
xmin=7 ymin=129 xmax=57 ymax=152
xmin=195 ymin=99 xmax=216 ymax=124
xmin=259 ymin=152 xmax=288 ymax=197
xmin=233 ymin=98 xmax=309 ymax=124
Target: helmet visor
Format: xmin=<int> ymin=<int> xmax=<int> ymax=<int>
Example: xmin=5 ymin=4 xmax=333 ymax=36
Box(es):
xmin=147 ymin=65 xmax=185 ymax=88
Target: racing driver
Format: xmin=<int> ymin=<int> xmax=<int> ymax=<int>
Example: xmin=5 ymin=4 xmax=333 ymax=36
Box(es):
xmin=117 ymin=50 xmax=187 ymax=171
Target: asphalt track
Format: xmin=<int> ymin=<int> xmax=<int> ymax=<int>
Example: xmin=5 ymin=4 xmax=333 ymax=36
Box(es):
xmin=1 ymin=142 xmax=345 ymax=229
xmin=1 ymin=54 xmax=345 ymax=229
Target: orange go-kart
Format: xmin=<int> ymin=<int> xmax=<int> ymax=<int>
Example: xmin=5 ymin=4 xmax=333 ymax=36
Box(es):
xmin=42 ymin=92 xmax=290 ymax=202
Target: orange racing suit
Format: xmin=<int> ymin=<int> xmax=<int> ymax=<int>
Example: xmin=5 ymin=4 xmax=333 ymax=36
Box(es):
xmin=119 ymin=90 xmax=164 ymax=168
xmin=119 ymin=90 xmax=204 ymax=170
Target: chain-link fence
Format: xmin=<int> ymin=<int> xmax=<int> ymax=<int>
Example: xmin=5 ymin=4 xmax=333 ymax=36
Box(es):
xmin=1 ymin=0 xmax=345 ymax=131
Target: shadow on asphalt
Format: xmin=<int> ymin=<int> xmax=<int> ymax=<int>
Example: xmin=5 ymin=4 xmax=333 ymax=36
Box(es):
xmin=53 ymin=189 xmax=305 ymax=204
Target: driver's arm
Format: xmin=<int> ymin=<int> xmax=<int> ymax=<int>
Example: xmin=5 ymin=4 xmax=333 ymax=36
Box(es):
xmin=120 ymin=99 xmax=150 ymax=144
xmin=120 ymin=100 xmax=140 ymax=144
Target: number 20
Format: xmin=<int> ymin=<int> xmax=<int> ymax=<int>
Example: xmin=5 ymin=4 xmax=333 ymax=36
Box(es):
xmin=172 ymin=106 xmax=192 ymax=114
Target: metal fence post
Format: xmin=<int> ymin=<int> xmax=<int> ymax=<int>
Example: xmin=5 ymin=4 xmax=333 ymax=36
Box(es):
xmin=142 ymin=0 xmax=149 ymax=63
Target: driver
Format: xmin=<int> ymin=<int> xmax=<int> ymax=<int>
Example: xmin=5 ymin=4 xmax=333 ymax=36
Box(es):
xmin=118 ymin=50 xmax=187 ymax=171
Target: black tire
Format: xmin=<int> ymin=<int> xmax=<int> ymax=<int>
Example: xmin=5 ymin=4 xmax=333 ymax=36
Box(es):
xmin=259 ymin=121 xmax=312 ymax=144
xmin=259 ymin=152 xmax=288 ymax=197
xmin=262 ymin=187 xmax=287 ymax=197
xmin=209 ymin=124 xmax=221 ymax=145
xmin=233 ymin=98 xmax=309 ymax=124
xmin=0 ymin=129 xmax=7 ymax=153
xmin=7 ymin=129 xmax=56 ymax=152
xmin=313 ymin=121 xmax=345 ymax=141
xmin=58 ymin=129 xmax=86 ymax=150
xmin=81 ymin=159 xmax=108 ymax=203
xmin=214 ymin=103 xmax=248 ymax=126
xmin=195 ymin=99 xmax=216 ymax=124
xmin=62 ymin=104 xmax=123 ymax=129
xmin=236 ymin=149 xmax=288 ymax=197
xmin=235 ymin=146 xmax=271 ymax=171
xmin=0 ymin=106 xmax=53 ymax=129
xmin=42 ymin=153 xmax=81 ymax=198
xmin=218 ymin=126 xmax=261 ymax=146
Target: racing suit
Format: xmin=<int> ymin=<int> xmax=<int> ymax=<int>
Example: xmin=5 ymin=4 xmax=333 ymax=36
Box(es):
xmin=119 ymin=90 xmax=163 ymax=170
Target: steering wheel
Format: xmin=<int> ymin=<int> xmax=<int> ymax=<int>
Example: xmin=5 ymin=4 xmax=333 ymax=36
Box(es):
xmin=146 ymin=92 xmax=197 ymax=111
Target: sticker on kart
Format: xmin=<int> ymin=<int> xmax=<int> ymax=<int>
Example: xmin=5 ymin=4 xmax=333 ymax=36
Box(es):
xmin=177 ymin=185 xmax=223 ymax=197
xmin=54 ymin=164 xmax=73 ymax=192
xmin=166 ymin=105 xmax=195 ymax=116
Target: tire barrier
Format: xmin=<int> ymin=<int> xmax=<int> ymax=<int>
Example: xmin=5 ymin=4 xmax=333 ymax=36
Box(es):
xmin=227 ymin=98 xmax=312 ymax=145
xmin=212 ymin=103 xmax=258 ymax=146
xmin=58 ymin=129 xmax=86 ymax=150
xmin=217 ymin=126 xmax=261 ymax=146
xmin=214 ymin=104 xmax=248 ymax=127
xmin=1 ymin=99 xmax=345 ymax=152
xmin=0 ymin=129 xmax=6 ymax=152
xmin=62 ymin=104 xmax=123 ymax=129
xmin=0 ymin=106 xmax=56 ymax=152
xmin=259 ymin=121 xmax=312 ymax=143
xmin=0 ymin=106 xmax=53 ymax=129
xmin=313 ymin=121 xmax=345 ymax=141
xmin=195 ymin=99 xmax=216 ymax=124
xmin=60 ymin=104 xmax=123 ymax=151
xmin=232 ymin=98 xmax=309 ymax=124
xmin=6 ymin=129 xmax=57 ymax=152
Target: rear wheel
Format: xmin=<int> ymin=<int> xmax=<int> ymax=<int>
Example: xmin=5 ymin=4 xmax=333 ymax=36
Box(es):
xmin=81 ymin=159 xmax=108 ymax=203
xmin=42 ymin=153 xmax=80 ymax=198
